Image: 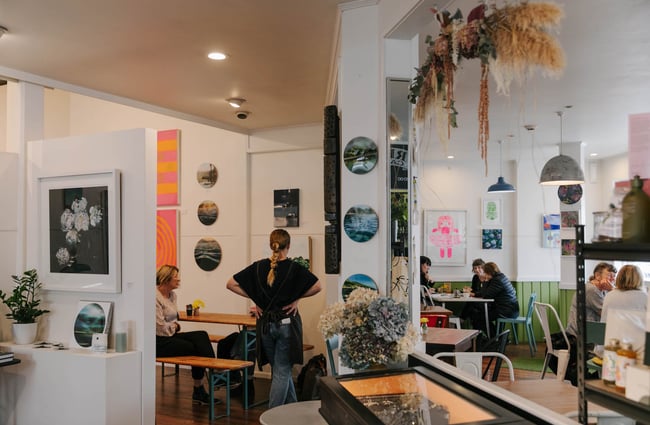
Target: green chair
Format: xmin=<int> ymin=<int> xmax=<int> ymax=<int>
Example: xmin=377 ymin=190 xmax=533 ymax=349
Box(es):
xmin=496 ymin=293 xmax=537 ymax=357
xmin=325 ymin=335 xmax=339 ymax=376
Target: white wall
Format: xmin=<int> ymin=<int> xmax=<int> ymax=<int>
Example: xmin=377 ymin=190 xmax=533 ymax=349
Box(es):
xmin=0 ymin=85 xmax=6 ymax=150
xmin=24 ymin=128 xmax=157 ymax=425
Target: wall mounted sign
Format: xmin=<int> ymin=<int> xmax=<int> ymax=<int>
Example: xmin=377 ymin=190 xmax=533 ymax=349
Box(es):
xmin=343 ymin=205 xmax=379 ymax=242
xmin=343 ymin=136 xmax=378 ymax=175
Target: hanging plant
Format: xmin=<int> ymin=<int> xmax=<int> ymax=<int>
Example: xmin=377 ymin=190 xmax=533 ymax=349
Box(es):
xmin=409 ymin=1 xmax=564 ymax=172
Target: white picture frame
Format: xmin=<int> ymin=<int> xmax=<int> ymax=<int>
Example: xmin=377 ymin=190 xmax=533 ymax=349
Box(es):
xmin=423 ymin=210 xmax=467 ymax=266
xmin=70 ymin=300 xmax=114 ymax=349
xmin=481 ymin=198 xmax=503 ymax=226
xmin=39 ymin=170 xmax=122 ymax=293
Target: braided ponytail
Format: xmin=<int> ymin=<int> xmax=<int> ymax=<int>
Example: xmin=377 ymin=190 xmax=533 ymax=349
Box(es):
xmin=267 ymin=229 xmax=290 ymax=286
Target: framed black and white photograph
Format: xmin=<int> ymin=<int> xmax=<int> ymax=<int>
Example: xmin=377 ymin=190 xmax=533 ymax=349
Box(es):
xmin=39 ymin=170 xmax=121 ymax=293
xmin=273 ymin=189 xmax=299 ymax=227
xmin=71 ymin=300 xmax=113 ymax=349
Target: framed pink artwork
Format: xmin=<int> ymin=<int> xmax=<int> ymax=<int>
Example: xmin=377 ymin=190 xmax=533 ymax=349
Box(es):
xmin=156 ymin=209 xmax=178 ymax=269
xmin=157 ymin=129 xmax=180 ymax=206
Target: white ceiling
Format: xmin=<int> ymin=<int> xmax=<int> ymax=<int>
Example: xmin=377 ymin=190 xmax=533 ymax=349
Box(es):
xmin=0 ymin=0 xmax=649 ymax=162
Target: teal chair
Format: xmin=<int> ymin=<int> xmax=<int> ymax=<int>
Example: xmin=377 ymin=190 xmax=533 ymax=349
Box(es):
xmin=496 ymin=292 xmax=537 ymax=357
xmin=325 ymin=335 xmax=339 ymax=376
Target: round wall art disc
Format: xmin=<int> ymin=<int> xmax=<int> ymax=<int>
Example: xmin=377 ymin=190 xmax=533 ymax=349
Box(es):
xmin=343 ymin=136 xmax=378 ymax=175
xmin=558 ymin=184 xmax=583 ymax=205
xmin=342 ymin=273 xmax=377 ymax=301
xmin=194 ymin=237 xmax=222 ymax=271
xmin=344 ymin=204 xmax=379 ymax=242
xmin=196 ymin=163 xmax=218 ymax=188
xmin=197 ymin=200 xmax=219 ymax=225
xmin=73 ymin=302 xmax=107 ymax=348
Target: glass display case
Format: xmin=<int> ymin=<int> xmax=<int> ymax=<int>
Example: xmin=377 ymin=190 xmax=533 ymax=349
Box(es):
xmin=319 ymin=366 xmax=527 ymax=425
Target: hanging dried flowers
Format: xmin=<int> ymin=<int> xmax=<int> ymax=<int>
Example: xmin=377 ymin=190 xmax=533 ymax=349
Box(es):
xmin=409 ymin=1 xmax=565 ymax=171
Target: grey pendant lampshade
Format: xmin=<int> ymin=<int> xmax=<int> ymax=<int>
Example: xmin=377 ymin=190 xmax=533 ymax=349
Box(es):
xmin=539 ymin=154 xmax=584 ymax=185
xmin=487 ymin=140 xmax=515 ymax=193
xmin=539 ymin=110 xmax=585 ymax=185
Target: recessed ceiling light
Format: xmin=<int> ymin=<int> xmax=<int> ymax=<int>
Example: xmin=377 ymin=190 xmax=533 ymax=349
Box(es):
xmin=208 ymin=52 xmax=227 ymax=61
xmin=226 ymin=98 xmax=245 ymax=108
xmin=447 ymin=155 xmax=455 ymax=159
xmin=590 ymin=153 xmax=598 ymax=157
xmin=0 ymin=25 xmax=8 ymax=39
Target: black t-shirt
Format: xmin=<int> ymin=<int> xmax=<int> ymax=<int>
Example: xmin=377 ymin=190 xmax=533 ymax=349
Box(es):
xmin=233 ymin=258 xmax=318 ymax=311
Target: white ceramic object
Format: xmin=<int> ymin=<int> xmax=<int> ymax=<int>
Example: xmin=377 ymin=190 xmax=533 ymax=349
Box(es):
xmin=12 ymin=322 xmax=38 ymax=345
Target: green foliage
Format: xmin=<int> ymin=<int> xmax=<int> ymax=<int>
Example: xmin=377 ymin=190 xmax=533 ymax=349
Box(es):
xmin=0 ymin=269 xmax=49 ymax=323
xmin=292 ymin=256 xmax=310 ymax=270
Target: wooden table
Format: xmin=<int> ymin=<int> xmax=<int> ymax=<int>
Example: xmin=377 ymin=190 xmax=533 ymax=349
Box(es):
xmin=178 ymin=311 xmax=256 ymax=328
xmin=421 ymin=305 xmax=453 ymax=316
xmin=423 ymin=328 xmax=480 ymax=355
xmin=431 ymin=294 xmax=494 ymax=337
xmin=494 ymin=379 xmax=608 ymax=418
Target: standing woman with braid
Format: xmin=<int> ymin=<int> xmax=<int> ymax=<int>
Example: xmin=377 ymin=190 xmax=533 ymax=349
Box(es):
xmin=226 ymin=229 xmax=321 ymax=407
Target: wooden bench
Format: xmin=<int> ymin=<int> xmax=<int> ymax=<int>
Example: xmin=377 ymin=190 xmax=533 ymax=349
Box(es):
xmin=156 ymin=356 xmax=254 ymax=420
xmin=209 ymin=334 xmax=314 ymax=352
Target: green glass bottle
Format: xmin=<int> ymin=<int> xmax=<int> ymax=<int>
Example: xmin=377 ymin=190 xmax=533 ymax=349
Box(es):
xmin=621 ymin=175 xmax=650 ymax=242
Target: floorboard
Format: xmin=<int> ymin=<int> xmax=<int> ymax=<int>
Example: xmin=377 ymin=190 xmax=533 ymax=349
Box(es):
xmin=155 ymin=343 xmax=554 ymax=424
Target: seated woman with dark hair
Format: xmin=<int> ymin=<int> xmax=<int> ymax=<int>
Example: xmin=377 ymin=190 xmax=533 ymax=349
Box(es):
xmin=470 ymin=262 xmax=519 ymax=336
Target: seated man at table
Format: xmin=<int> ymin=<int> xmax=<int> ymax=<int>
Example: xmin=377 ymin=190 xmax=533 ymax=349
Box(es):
xmin=469 ymin=262 xmax=518 ymax=337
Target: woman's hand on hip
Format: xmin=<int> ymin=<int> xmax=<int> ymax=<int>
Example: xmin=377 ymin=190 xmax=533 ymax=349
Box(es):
xmin=282 ymin=300 xmax=299 ymax=316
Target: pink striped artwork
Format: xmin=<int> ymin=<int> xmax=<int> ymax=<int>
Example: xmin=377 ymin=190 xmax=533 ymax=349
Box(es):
xmin=157 ymin=129 xmax=180 ymax=206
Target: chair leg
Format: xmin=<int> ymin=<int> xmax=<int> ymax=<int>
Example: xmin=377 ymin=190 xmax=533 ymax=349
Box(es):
xmin=540 ymin=354 xmax=551 ymax=379
xmin=526 ymin=323 xmax=536 ymax=356
xmin=510 ymin=324 xmax=519 ymax=345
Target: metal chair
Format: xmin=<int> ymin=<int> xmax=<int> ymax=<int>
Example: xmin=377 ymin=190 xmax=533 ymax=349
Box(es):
xmin=432 ymin=351 xmax=515 ymax=382
xmin=479 ymin=329 xmax=511 ymax=381
xmin=325 ymin=335 xmax=339 ymax=376
xmin=496 ymin=292 xmax=537 ymax=357
xmin=534 ymin=301 xmax=571 ymax=381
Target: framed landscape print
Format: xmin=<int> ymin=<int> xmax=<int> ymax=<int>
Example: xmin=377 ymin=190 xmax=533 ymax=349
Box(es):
xmin=423 ymin=210 xmax=467 ymax=266
xmin=39 ymin=170 xmax=121 ymax=293
xmin=70 ymin=300 xmax=113 ymax=349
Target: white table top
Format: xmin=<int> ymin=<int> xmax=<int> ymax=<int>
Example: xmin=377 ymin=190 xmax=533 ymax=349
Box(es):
xmin=431 ymin=294 xmax=494 ymax=303
xmin=259 ymin=400 xmax=327 ymax=425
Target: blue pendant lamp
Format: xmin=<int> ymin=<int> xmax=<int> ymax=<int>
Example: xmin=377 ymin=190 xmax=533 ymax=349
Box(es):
xmin=539 ymin=111 xmax=584 ymax=185
xmin=488 ymin=140 xmax=515 ymax=193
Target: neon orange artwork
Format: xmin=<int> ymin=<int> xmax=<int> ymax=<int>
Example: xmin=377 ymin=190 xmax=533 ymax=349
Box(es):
xmin=157 ymin=209 xmax=178 ymax=269
xmin=157 ymin=129 xmax=180 ymax=206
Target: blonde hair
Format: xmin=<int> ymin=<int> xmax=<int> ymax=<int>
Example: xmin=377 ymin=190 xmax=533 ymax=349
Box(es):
xmin=157 ymin=265 xmax=179 ymax=286
xmin=615 ymin=265 xmax=643 ymax=291
xmin=267 ymin=229 xmax=290 ymax=285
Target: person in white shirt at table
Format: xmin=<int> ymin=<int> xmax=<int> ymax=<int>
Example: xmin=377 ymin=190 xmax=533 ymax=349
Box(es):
xmin=601 ymin=264 xmax=647 ymax=322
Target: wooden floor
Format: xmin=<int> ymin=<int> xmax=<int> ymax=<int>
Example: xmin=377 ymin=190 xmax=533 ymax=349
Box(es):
xmin=155 ymin=343 xmax=550 ymax=425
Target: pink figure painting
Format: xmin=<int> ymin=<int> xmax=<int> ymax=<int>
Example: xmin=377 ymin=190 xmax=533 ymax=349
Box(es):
xmin=429 ymin=215 xmax=461 ymax=259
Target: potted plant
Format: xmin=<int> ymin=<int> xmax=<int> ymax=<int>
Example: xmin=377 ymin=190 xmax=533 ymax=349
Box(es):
xmin=0 ymin=269 xmax=50 ymax=344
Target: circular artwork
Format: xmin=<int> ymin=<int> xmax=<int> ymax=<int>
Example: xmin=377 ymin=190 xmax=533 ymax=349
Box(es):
xmin=342 ymin=274 xmax=377 ymax=301
xmin=558 ymin=184 xmax=583 ymax=205
xmin=194 ymin=237 xmax=222 ymax=271
xmin=344 ymin=205 xmax=379 ymax=242
xmin=73 ymin=302 xmax=107 ymax=348
xmin=343 ymin=136 xmax=378 ymax=175
xmin=197 ymin=200 xmax=219 ymax=225
xmin=196 ymin=163 xmax=218 ymax=188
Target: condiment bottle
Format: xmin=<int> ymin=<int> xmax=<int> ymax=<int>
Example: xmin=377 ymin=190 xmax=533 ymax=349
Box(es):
xmin=622 ymin=175 xmax=650 ymax=242
xmin=602 ymin=338 xmax=620 ymax=386
xmin=614 ymin=342 xmax=636 ymax=392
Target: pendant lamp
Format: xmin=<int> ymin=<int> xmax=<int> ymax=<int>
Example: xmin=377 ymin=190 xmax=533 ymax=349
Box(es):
xmin=539 ymin=111 xmax=584 ymax=185
xmin=487 ymin=140 xmax=515 ymax=193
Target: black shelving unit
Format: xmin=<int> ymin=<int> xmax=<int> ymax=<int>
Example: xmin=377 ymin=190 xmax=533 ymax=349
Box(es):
xmin=575 ymin=225 xmax=650 ymax=424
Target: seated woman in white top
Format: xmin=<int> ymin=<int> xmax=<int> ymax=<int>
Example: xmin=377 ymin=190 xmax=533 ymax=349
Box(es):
xmin=601 ymin=264 xmax=647 ymax=322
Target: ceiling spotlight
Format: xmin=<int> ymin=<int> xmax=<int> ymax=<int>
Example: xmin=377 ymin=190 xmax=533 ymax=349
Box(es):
xmin=227 ymin=98 xmax=246 ymax=108
xmin=0 ymin=25 xmax=8 ymax=39
xmin=236 ymin=111 xmax=250 ymax=120
xmin=207 ymin=52 xmax=227 ymax=61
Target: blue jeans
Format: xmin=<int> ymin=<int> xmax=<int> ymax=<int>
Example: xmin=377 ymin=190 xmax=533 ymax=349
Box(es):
xmin=260 ymin=320 xmax=296 ymax=407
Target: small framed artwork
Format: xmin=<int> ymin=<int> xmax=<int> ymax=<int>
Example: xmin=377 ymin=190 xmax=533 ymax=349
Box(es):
xmin=342 ymin=273 xmax=378 ymax=301
xmin=290 ymin=235 xmax=312 ymax=271
xmin=156 ymin=209 xmax=178 ymax=269
xmin=273 ymin=189 xmax=299 ymax=227
xmin=481 ymin=198 xmax=503 ymax=226
xmin=197 ymin=200 xmax=218 ymax=226
xmin=343 ymin=136 xmax=378 ymax=175
xmin=482 ymin=229 xmax=503 ymax=249
xmin=71 ymin=300 xmax=113 ymax=349
xmin=194 ymin=237 xmax=222 ymax=271
xmin=343 ymin=205 xmax=379 ymax=243
xmin=423 ymin=210 xmax=467 ymax=266
xmin=196 ymin=163 xmax=218 ymax=188
xmin=39 ymin=170 xmax=121 ymax=293
xmin=561 ymin=210 xmax=579 ymax=229
xmin=561 ymin=239 xmax=577 ymax=256
xmin=542 ymin=214 xmax=561 ymax=248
